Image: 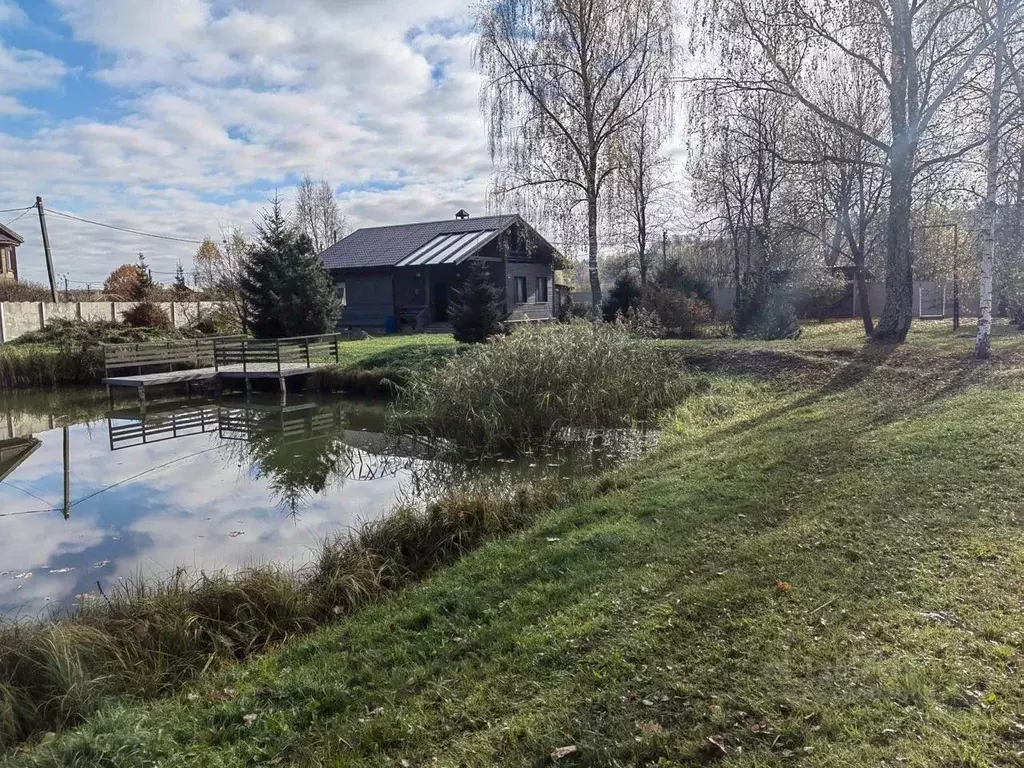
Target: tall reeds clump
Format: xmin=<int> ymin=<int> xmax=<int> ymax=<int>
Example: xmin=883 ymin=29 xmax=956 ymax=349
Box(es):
xmin=404 ymin=322 xmax=689 ymax=451
xmin=0 ymin=479 xmax=583 ymax=751
xmin=0 ymin=345 xmax=103 ymax=389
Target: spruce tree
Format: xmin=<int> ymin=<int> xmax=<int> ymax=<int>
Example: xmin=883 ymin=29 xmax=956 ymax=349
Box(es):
xmin=134 ymin=253 xmax=154 ymax=300
xmin=240 ymin=196 xmax=340 ymax=339
xmin=172 ymin=262 xmax=189 ymax=299
xmin=449 ymin=259 xmax=506 ymax=343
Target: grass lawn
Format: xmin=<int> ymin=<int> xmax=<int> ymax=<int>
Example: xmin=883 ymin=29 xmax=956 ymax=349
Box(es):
xmin=12 ymin=320 xmax=1024 ymax=766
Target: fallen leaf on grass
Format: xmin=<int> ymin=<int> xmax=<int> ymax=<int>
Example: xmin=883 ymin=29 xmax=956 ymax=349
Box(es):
xmin=550 ymin=745 xmax=578 ymax=759
xmin=707 ymin=734 xmax=727 ymax=754
xmin=775 ymin=581 xmax=792 ymax=592
xmin=636 ymin=721 xmax=663 ymax=734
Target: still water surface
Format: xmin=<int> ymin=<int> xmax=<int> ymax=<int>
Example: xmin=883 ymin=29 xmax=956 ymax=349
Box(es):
xmin=0 ymin=389 xmax=640 ymax=617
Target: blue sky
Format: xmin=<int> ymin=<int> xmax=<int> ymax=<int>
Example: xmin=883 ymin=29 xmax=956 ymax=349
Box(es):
xmin=0 ymin=0 xmax=493 ymax=286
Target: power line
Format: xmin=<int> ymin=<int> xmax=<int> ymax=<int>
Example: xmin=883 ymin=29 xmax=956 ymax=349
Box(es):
xmin=0 ymin=207 xmax=31 ymax=214
xmin=70 ymin=446 xmax=221 ymax=508
xmin=4 ymin=208 xmax=32 ymax=227
xmin=1 ymin=481 xmax=52 ymax=506
xmin=45 ymin=208 xmax=205 ymax=245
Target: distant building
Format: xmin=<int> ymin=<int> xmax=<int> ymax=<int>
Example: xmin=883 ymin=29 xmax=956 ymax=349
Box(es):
xmin=0 ymin=223 xmax=23 ymax=283
xmin=319 ymin=212 xmax=560 ymax=331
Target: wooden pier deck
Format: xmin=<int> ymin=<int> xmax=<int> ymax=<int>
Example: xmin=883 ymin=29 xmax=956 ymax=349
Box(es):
xmin=102 ymin=334 xmax=343 ymax=407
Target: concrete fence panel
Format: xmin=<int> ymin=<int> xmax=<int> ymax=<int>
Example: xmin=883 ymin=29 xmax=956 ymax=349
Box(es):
xmin=0 ymin=301 xmax=223 ymax=344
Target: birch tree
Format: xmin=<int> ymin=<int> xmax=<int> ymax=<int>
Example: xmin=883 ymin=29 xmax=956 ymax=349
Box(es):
xmin=295 ymin=175 xmax=346 ymax=255
xmin=614 ymin=115 xmax=674 ymax=286
xmin=977 ymin=0 xmax=1023 ymax=358
xmin=695 ymin=0 xmax=1000 ymax=341
xmin=477 ymin=0 xmax=676 ymax=306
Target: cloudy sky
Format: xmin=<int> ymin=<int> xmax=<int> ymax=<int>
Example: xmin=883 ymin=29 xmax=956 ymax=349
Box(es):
xmin=0 ymin=0 xmax=495 ymax=286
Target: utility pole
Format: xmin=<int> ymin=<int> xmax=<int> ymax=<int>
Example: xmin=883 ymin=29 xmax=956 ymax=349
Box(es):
xmin=662 ymin=230 xmax=668 ymax=268
xmin=35 ymin=196 xmax=58 ymax=303
xmin=62 ymin=274 xmax=69 ymax=303
xmin=62 ymin=425 xmax=71 ymax=520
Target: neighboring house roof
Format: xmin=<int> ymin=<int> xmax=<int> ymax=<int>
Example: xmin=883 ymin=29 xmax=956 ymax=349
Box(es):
xmin=0 ymin=223 xmax=24 ymax=246
xmin=320 ymin=214 xmax=526 ymax=270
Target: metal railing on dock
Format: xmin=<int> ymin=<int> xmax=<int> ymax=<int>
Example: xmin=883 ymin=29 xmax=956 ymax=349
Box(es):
xmin=101 ymin=335 xmax=245 ymax=377
xmin=212 ymin=333 xmax=343 ymax=373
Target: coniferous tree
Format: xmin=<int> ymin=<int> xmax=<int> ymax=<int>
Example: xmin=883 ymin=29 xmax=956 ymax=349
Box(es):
xmin=240 ymin=196 xmax=339 ymax=339
xmin=134 ymin=253 xmax=154 ymax=300
xmin=449 ymin=260 xmax=506 ymax=343
xmin=172 ymin=262 xmax=189 ymax=299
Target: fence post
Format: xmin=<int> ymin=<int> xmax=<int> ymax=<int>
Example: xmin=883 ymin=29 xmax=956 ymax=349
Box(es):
xmin=276 ymin=340 xmax=282 ymax=373
xmin=242 ymin=339 xmax=248 ymax=373
xmin=213 ymin=338 xmax=220 ymax=371
xmin=334 ymin=335 xmax=340 ymax=364
xmin=304 ymin=338 xmax=311 ymax=368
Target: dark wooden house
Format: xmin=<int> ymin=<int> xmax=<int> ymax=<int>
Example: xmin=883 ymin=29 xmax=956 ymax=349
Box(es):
xmin=0 ymin=223 xmax=23 ymax=283
xmin=319 ymin=213 xmax=560 ymax=330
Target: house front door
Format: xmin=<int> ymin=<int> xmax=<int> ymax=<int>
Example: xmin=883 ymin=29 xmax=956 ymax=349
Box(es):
xmin=433 ymin=283 xmax=449 ymax=322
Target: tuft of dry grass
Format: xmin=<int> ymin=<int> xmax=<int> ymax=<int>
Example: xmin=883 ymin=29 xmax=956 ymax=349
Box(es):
xmin=404 ymin=322 xmax=690 ymax=451
xmin=0 ymin=345 xmax=104 ymax=389
xmin=0 ymin=478 xmax=586 ymax=752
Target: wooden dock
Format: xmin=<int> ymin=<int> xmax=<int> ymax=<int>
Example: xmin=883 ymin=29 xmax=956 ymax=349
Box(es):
xmin=102 ymin=334 xmax=343 ymax=408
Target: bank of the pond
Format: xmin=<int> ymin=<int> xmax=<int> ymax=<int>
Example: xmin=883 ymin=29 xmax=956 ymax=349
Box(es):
xmin=12 ymin=326 xmax=1024 ymax=766
xmin=0 ymin=476 xmax=596 ymax=752
xmin=0 ymin=345 xmax=103 ymax=389
xmin=0 ymin=335 xmax=457 ymax=391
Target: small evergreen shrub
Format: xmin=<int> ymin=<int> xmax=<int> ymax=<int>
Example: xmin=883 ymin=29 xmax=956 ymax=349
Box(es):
xmin=731 ymin=271 xmax=801 ymax=340
xmin=122 ymin=301 xmax=172 ymax=330
xmin=448 ymin=260 xmax=506 ymax=343
xmin=601 ymin=273 xmax=642 ymax=321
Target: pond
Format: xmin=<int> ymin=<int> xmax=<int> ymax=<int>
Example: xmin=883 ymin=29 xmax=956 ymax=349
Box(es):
xmin=0 ymin=389 xmax=647 ymax=617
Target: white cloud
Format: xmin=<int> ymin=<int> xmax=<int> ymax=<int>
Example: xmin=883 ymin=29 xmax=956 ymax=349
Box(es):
xmin=0 ymin=0 xmax=500 ymax=284
xmin=0 ymin=1 xmax=27 ymax=26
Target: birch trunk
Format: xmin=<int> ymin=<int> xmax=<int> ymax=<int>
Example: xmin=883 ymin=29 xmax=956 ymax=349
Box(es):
xmin=977 ymin=33 xmax=1004 ymax=360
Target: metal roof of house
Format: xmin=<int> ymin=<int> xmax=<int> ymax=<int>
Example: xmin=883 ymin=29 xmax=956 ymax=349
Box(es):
xmin=320 ymin=214 xmax=523 ymax=270
xmin=0 ymin=223 xmax=24 ymax=246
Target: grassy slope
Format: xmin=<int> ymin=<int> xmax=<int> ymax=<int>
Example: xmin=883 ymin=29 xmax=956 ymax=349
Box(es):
xmin=13 ymin=321 xmax=1024 ymax=767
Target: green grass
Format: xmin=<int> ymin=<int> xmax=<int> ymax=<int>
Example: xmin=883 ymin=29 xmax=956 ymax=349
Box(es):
xmin=316 ymin=334 xmax=458 ymax=395
xmin=12 ymin=321 xmax=1024 ymax=766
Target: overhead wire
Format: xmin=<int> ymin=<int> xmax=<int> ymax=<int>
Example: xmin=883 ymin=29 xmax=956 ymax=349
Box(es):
xmin=4 ymin=208 xmax=33 ymax=227
xmin=44 ymin=208 xmax=205 ymax=245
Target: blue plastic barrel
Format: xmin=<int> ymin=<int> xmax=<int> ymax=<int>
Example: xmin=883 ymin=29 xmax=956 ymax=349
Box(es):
xmin=384 ymin=316 xmax=398 ymax=334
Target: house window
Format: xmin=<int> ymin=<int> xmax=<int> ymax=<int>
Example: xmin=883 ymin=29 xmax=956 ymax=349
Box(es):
xmin=514 ymin=276 xmax=528 ymax=304
xmin=536 ymin=277 xmax=549 ymax=303
xmin=336 ymin=281 xmax=347 ymax=307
